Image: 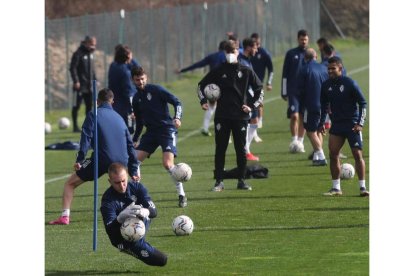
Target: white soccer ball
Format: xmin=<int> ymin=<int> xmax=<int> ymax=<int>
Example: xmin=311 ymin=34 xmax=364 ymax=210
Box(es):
xmin=340 ymin=163 xmax=355 ymax=179
xmin=171 ymin=163 xmax=192 ymax=182
xmin=120 ymin=217 xmax=146 ymax=242
xmin=45 ymin=122 xmax=52 ymax=134
xmin=172 ymin=215 xmax=194 ymax=236
xmin=204 ymin=83 xmax=221 ymax=101
xmin=58 ymin=117 xmax=71 ymax=129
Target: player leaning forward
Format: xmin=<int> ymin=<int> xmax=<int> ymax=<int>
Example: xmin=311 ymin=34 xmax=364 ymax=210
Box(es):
xmin=131 ymin=66 xmax=188 ymax=207
xmin=101 ymin=162 xmax=167 ymax=266
xmin=319 ymin=57 xmax=369 ymax=197
xmin=197 ymin=40 xmax=264 ymax=191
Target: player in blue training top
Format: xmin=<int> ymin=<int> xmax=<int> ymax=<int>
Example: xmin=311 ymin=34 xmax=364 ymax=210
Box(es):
xmin=238 ymin=37 xmax=261 ymax=161
xmin=101 ymin=162 xmax=167 ymax=267
xmin=49 ymin=88 xmax=139 ymax=225
xmin=298 ymin=48 xmax=329 ymax=166
xmin=131 ymin=66 xmax=188 ymax=208
xmin=250 ymin=33 xmax=274 ymax=131
xmin=177 ymin=41 xmax=227 ymax=137
xmin=108 ymin=45 xmax=137 ymax=134
xmin=281 ymin=29 xmax=309 ymax=152
xmin=319 ymin=57 xmax=369 ymax=197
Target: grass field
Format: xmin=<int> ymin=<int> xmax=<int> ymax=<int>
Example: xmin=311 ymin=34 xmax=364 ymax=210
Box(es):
xmin=45 ymin=39 xmax=369 ymax=275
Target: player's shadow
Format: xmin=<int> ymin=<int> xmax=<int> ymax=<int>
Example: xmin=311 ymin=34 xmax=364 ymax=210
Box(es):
xmin=46 ymin=270 xmax=147 ymax=275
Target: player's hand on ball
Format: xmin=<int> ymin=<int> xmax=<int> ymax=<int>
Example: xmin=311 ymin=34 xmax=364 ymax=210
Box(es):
xmin=136 ymin=207 xmax=150 ymax=219
xmin=242 ymin=105 xmax=251 ymax=113
xmin=117 ymin=202 xmax=140 ymax=223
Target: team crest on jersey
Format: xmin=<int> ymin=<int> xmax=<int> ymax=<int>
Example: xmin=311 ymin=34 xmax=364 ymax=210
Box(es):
xmin=294 ymin=55 xmax=299 ymax=59
xmin=339 ymin=85 xmax=344 ymax=92
xmin=147 ymin=93 xmax=152 ymax=101
xmin=257 ymin=54 xmax=261 ymax=59
xmin=238 ymin=71 xmax=242 ymax=78
xmin=328 ymin=87 xmax=332 ymax=91
xmin=222 ymin=74 xmax=227 ymax=78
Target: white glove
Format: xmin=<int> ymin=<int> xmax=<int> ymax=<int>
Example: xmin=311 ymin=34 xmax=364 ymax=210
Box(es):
xmin=117 ymin=202 xmax=141 ymax=223
xmin=136 ymin=207 xmax=150 ymax=219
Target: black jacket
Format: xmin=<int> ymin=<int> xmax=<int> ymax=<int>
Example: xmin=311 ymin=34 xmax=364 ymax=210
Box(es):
xmin=198 ymin=62 xmax=263 ymax=121
xmin=69 ymin=43 xmax=96 ymax=93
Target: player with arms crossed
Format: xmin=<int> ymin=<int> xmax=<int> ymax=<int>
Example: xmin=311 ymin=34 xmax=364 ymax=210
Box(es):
xmin=319 ymin=57 xmax=369 ymax=196
xmin=198 ymin=40 xmax=264 ymax=192
xmin=101 ymin=162 xmax=167 ymax=266
xmin=131 ymin=66 xmax=188 ymax=207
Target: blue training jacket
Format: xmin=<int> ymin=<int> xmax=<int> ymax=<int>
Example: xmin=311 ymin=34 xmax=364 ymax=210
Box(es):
xmin=251 ymin=47 xmax=274 ymax=85
xmin=132 ymin=84 xmax=183 ymax=142
xmin=76 ymin=102 xmax=138 ymax=177
xmin=108 ymin=62 xmax=137 ymax=119
xmin=180 ymin=51 xmax=226 ymax=73
xmin=100 ymin=181 xmax=157 ymax=247
xmin=320 ymin=76 xmax=367 ymax=127
xmin=281 ymin=46 xmax=307 ymax=97
xmin=298 ymin=60 xmax=329 ymax=112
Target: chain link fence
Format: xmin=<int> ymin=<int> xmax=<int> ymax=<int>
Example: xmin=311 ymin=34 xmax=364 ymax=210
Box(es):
xmin=45 ymin=0 xmax=320 ymax=110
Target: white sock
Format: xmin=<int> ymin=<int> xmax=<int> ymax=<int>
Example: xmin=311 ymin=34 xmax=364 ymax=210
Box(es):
xmin=359 ymin=180 xmax=366 ymax=189
xmin=203 ymin=105 xmax=215 ymax=131
xmin=316 ymin=149 xmax=326 ymax=160
xmin=62 ymin=209 xmax=70 ymax=217
xmin=298 ymin=137 xmax=304 ymax=144
xmin=291 ymin=136 xmax=298 ymax=142
xmin=246 ymin=124 xmax=257 ymax=153
xmin=168 ymin=167 xmax=185 ymax=196
xmin=332 ymin=179 xmax=341 ymax=190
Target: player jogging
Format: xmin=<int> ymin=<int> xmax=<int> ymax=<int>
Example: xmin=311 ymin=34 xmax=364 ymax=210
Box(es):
xmin=131 ymin=66 xmax=188 ymax=207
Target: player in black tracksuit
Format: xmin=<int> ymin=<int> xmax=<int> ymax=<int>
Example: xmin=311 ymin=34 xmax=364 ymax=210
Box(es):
xmin=69 ymin=36 xmax=97 ymax=132
xmin=197 ymin=40 xmax=263 ymax=191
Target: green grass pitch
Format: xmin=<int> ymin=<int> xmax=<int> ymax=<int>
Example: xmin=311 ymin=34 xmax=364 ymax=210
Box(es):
xmin=45 ymin=39 xmax=369 ymax=275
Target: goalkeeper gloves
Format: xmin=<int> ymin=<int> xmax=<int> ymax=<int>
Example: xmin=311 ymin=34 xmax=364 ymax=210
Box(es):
xmin=116 ymin=202 xmax=141 ymax=223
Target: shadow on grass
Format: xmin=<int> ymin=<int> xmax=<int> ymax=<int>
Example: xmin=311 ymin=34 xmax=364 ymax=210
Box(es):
xmin=45 ymin=270 xmax=144 ymax=275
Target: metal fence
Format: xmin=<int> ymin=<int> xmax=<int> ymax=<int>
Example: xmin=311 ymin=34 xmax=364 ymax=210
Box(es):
xmin=45 ymin=0 xmax=320 ymax=110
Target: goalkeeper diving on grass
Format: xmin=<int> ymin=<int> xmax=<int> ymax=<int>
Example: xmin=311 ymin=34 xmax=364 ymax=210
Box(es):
xmin=101 ymin=162 xmax=167 ymax=266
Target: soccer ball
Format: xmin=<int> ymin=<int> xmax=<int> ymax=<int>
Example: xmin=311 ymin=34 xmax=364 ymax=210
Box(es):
xmin=171 ymin=163 xmax=192 ymax=182
xmin=58 ymin=117 xmax=71 ymax=129
xmin=203 ymin=83 xmax=221 ymax=101
xmin=289 ymin=140 xmax=304 ymax=153
xmin=340 ymin=163 xmax=355 ymax=179
xmin=172 ymin=215 xmax=194 ymax=236
xmin=45 ymin=122 xmax=52 ymax=134
xmin=120 ymin=217 xmax=146 ymax=242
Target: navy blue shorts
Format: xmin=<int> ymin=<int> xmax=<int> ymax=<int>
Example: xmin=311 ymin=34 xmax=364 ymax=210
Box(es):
xmin=76 ymin=158 xmax=110 ymax=181
xmin=330 ymin=122 xmax=363 ymax=149
xmin=250 ymin=108 xmax=258 ymax=120
xmin=137 ymin=128 xmax=178 ymax=157
xmin=303 ymin=109 xmax=321 ymax=132
xmin=287 ymin=94 xmax=301 ymax=118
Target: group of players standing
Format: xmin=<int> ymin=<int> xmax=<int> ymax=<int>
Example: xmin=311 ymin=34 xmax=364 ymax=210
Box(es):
xmin=48 ymin=29 xmax=368 ymax=266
